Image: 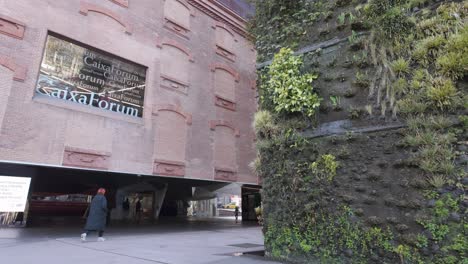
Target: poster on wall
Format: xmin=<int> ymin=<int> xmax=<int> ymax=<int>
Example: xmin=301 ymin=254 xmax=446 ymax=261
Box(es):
xmin=35 ymin=33 xmax=147 ymax=117
xmin=0 ymin=176 xmax=31 ymax=212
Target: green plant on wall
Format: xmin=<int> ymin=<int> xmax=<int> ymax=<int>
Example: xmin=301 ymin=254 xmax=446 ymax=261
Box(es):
xmin=330 ymin=95 xmax=342 ymax=111
xmin=264 ymin=206 xmax=396 ymax=263
xmin=363 ymin=0 xmax=414 ymax=40
xmin=348 ymin=12 xmax=355 ymax=23
xmin=362 ymin=1 xmax=463 ymax=119
xmin=391 ymin=58 xmax=410 ymax=77
xmin=415 ymin=194 xmax=467 ymax=263
xmin=426 ymin=77 xmax=458 ymax=110
xmin=354 ymin=71 xmax=370 ymax=88
xmin=394 ymin=244 xmax=411 ymax=264
xmin=459 ymin=115 xmax=468 ymax=129
xmin=348 ymin=30 xmax=364 ymax=50
xmin=338 ymin=12 xmax=346 ymax=25
xmin=253 ymin=110 xmax=278 ymax=139
xmin=348 ymin=106 xmax=363 ymax=119
xmin=363 ymin=0 xmax=465 ymax=198
xmin=310 ymin=154 xmax=338 ymax=181
xmin=252 ymin=0 xmax=467 ymax=263
xmin=353 ymin=51 xmax=369 ymax=68
xmin=435 ymin=26 xmax=468 ymax=80
xmin=247 ymin=0 xmax=327 ymax=62
xmin=267 ymin=48 xmax=321 ymax=117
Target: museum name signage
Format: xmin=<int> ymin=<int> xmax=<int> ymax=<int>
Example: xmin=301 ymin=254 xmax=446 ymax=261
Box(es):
xmin=35 ymin=87 xmax=141 ymax=117
xmin=35 ymin=33 xmax=147 ymax=117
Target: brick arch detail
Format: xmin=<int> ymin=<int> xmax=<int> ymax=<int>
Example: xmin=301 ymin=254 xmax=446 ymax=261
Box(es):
xmin=108 ymin=0 xmax=129 ymax=8
xmin=0 ymin=14 xmax=26 ymax=39
xmin=79 ymin=2 xmax=132 ymax=34
xmin=0 ymin=55 xmax=27 ymax=82
xmin=153 ymin=104 xmax=192 ymax=125
xmin=156 ymin=37 xmax=194 ymax=62
xmin=210 ymin=63 xmax=239 ymax=82
xmin=209 ymin=120 xmax=240 ymax=137
xmin=212 ymin=22 xmax=237 ymax=42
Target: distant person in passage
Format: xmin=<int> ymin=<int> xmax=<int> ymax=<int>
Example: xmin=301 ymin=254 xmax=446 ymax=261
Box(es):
xmin=135 ymin=197 xmax=142 ymax=223
xmin=123 ymin=197 xmax=130 ymax=220
xmin=123 ymin=197 xmax=130 ymax=211
xmin=81 ymin=188 xmax=108 ymax=242
xmin=235 ymin=206 xmax=240 ymax=223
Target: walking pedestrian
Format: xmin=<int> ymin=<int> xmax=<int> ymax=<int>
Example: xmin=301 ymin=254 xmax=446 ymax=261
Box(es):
xmin=81 ymin=188 xmax=108 ymax=242
xmin=234 ymin=206 xmax=240 ymax=223
xmin=135 ymin=197 xmax=142 ymax=223
xmin=123 ymin=197 xmax=130 ymax=211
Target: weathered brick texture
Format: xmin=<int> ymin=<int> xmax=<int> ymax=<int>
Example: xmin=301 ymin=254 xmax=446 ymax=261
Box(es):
xmin=0 ymin=0 xmax=257 ymax=184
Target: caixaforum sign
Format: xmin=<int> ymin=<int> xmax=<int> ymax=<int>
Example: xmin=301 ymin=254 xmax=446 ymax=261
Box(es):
xmin=35 ymin=33 xmax=147 ymax=117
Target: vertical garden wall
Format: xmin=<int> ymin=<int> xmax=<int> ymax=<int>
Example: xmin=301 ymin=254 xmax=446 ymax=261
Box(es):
xmin=250 ymin=0 xmax=467 ymax=263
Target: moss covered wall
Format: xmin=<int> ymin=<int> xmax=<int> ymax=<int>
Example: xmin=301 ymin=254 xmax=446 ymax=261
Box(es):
xmin=259 ymin=126 xmax=466 ymax=263
xmin=251 ymin=0 xmax=467 ymax=263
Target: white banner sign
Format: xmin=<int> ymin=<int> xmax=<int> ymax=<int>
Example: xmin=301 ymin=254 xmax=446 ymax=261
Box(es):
xmin=0 ymin=176 xmax=31 ymax=212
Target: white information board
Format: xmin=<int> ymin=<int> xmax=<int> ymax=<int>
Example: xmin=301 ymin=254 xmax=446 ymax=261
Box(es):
xmin=0 ymin=176 xmax=31 ymax=212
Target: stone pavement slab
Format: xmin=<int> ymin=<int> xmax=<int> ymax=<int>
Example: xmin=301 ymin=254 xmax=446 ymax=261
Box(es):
xmin=0 ymin=218 xmax=283 ymax=264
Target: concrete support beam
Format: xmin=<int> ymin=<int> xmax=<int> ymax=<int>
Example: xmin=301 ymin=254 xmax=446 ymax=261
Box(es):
xmin=153 ymin=183 xmax=168 ymax=220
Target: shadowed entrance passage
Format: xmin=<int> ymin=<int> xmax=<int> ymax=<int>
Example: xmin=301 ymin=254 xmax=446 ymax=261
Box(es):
xmin=0 ymin=161 xmax=260 ymax=228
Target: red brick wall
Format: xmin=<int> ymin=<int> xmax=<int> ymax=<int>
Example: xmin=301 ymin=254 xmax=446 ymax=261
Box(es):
xmin=0 ymin=0 xmax=258 ymax=184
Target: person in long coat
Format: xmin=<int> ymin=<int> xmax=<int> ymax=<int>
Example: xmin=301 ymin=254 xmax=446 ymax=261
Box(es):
xmin=81 ymin=188 xmax=108 ymax=242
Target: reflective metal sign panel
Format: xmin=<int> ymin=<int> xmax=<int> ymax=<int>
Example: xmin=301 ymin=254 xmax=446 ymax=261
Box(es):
xmin=36 ymin=34 xmax=147 ymax=117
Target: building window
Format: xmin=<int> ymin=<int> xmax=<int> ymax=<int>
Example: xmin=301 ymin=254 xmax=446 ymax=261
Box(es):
xmin=153 ymin=105 xmax=191 ymax=177
xmin=214 ymin=24 xmax=236 ymax=62
xmin=214 ymin=126 xmax=236 ymax=170
xmin=212 ymin=65 xmax=239 ymax=111
xmin=159 ymin=41 xmax=192 ymax=94
xmin=213 ymin=124 xmax=238 ymax=182
xmin=155 ymin=110 xmax=188 ymax=163
xmin=163 ymin=0 xmax=191 ymax=39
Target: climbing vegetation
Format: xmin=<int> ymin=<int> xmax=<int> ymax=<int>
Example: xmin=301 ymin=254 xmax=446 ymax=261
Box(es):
xmin=265 ymin=206 xmax=395 ymax=263
xmin=310 ymin=154 xmax=338 ymax=182
xmin=253 ymin=110 xmax=278 ymax=139
xmin=248 ymin=0 xmax=329 ymax=62
xmin=250 ymin=0 xmax=467 ymax=263
xmin=267 ymin=48 xmax=321 ymax=117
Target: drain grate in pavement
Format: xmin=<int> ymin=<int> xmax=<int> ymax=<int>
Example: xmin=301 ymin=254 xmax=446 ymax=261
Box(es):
xmin=243 ymin=250 xmax=265 ymax=256
xmin=214 ymin=250 xmax=265 ymax=257
xmin=228 ymin=243 xmax=263 ymax=248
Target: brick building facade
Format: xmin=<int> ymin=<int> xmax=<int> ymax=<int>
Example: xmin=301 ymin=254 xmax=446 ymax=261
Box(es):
xmin=0 ymin=0 xmax=258 ymax=222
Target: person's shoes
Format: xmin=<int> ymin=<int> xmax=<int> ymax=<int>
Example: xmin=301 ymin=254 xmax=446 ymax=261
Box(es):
xmin=80 ymin=233 xmax=87 ymax=242
xmin=97 ymin=237 xmax=106 ymax=242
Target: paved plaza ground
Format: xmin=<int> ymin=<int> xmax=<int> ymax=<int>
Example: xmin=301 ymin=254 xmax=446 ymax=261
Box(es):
xmin=0 ymin=217 xmax=282 ymax=264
